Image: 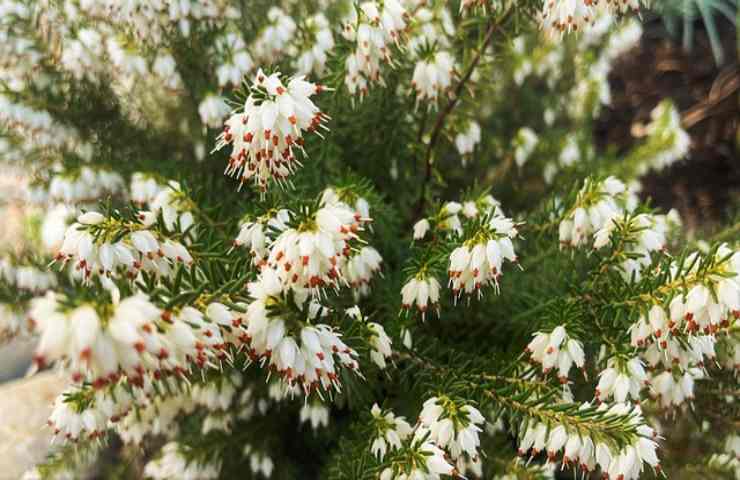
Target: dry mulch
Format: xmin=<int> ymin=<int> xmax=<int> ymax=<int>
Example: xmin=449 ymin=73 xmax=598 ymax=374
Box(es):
xmin=594 ymin=15 xmax=739 ymax=234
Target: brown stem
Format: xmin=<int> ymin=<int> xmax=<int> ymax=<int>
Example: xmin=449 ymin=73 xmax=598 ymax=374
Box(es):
xmin=415 ymin=8 xmax=512 ymax=217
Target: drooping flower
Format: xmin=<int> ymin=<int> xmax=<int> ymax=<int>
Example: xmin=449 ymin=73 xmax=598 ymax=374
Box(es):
xmin=55 ymin=212 xmax=192 ymax=283
xmin=513 ymin=127 xmax=539 ymax=167
xmin=300 ymin=402 xmax=330 ymax=430
xmin=343 ymin=246 xmax=383 ymax=297
xmin=411 ymin=51 xmax=455 ymax=106
xmin=30 ymin=292 xmax=232 ymax=388
xmin=342 ymin=1 xmax=407 ymax=97
xmin=198 ymin=94 xmax=230 ymax=128
xmin=265 ymin=203 xmax=364 ymax=294
xmin=369 ymin=404 xmax=413 ymax=460
xmin=455 ymin=121 xmax=481 ymax=163
xmin=413 ymin=219 xmax=431 ymax=240
xmin=252 ymin=7 xmax=297 ymax=62
xmin=378 ymin=441 xmax=455 ymax=480
xmin=234 ymin=209 xmax=291 ymax=267
xmin=401 ymin=274 xmax=441 ymax=318
xmin=448 ymin=212 xmax=519 ymax=299
xmin=145 ymin=442 xmax=221 ymax=480
xmin=559 ymin=176 xmax=626 ymax=248
xmin=541 ymin=0 xmax=596 ymax=34
xmin=417 ymin=396 xmax=485 ymax=463
xmin=525 ymin=325 xmax=585 ymax=381
xmin=367 ymin=322 xmax=392 ymax=369
xmin=213 ymin=32 xmax=253 ymax=88
xmin=517 ymin=402 xmax=660 ymax=478
xmin=594 ymin=357 xmax=648 ymax=403
xmin=294 ymin=14 xmax=335 ymax=76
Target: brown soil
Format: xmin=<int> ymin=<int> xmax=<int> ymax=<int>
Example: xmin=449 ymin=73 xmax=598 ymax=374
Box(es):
xmin=594 ymin=14 xmax=740 ymax=234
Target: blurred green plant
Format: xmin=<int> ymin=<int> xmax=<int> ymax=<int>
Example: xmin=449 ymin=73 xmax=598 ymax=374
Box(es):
xmin=656 ymin=0 xmax=738 ymax=64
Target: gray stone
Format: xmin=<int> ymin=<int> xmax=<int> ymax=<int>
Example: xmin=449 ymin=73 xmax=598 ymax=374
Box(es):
xmin=0 ymin=338 xmax=35 ymax=382
xmin=0 ymin=372 xmax=66 ymax=479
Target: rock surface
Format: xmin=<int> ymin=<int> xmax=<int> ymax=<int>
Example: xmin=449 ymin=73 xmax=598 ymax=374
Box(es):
xmin=0 ymin=372 xmax=66 ymax=479
xmin=0 ymin=338 xmax=35 ymax=382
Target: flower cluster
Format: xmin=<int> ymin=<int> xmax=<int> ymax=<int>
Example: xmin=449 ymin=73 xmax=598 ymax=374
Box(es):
xmin=320 ymin=187 xmax=372 ymax=220
xmin=648 ymin=367 xmax=703 ymax=409
xmin=59 ymin=27 xmax=107 ymax=82
xmin=406 ymin=4 xmax=454 ymax=54
xmin=30 ymin=292 xmax=234 ymax=388
xmin=517 ymin=403 xmax=660 ymax=478
xmin=58 ymin=373 xmax=249 ymax=447
xmin=300 ymin=402 xmax=330 ymax=430
xmin=564 ymin=17 xmax=644 ymax=121
xmin=541 ymin=0 xmax=644 ymax=34
xmin=130 ymin=173 xmax=166 ymax=205
xmin=213 ymin=32 xmax=254 ymax=88
xmin=343 ymin=246 xmax=383 ymax=297
xmin=413 ymin=199 xmax=475 ymax=239
xmin=417 ymin=396 xmax=485 ymax=472
xmin=411 ymin=51 xmax=455 ymax=106
xmin=198 ymin=94 xmax=230 ymax=128
xmin=243 ymin=445 xmax=275 ymax=478
xmin=145 ymin=180 xmax=198 ymax=235
xmin=3 ymin=1 xmax=734 ymax=478
xmin=559 ymin=176 xmax=626 ymax=248
xmin=266 ymin=207 xmax=362 ymax=293
xmin=625 ymin=245 xmax=739 ymax=408
xmin=594 ymin=211 xmax=680 ymax=280
xmin=404 ymin=196 xmax=514 ymax=317
xmin=401 ymin=274 xmax=441 ymax=318
xmin=242 ymin=270 xmax=361 ymax=394
xmin=239 ymin=193 xmax=377 ymax=297
xmin=525 ymin=326 xmax=585 ymax=382
xmin=378 ymin=442 xmax=455 ymax=480
xmin=369 ymin=403 xmax=414 ymax=460
xmin=253 ymin=7 xmax=297 ymax=63
xmin=633 ymin=100 xmax=691 ymax=174
xmin=448 ymin=211 xmax=519 ymax=299
xmin=110 ymin=392 xmax=187 ymax=444
xmin=45 ymin=167 xmax=124 ymax=205
xmin=31 ymin=293 xmax=156 ymax=386
xmin=636 ymin=246 xmax=738 ymax=343
xmin=368 ymin=397 xmax=484 ymax=478
xmin=78 ymin=1 xmax=240 ymax=44
xmin=216 ymin=70 xmax=328 ymax=191
xmin=595 ymin=357 xmax=648 ymax=403
xmin=0 ymin=259 xmax=56 ymax=293
xmin=541 ymin=0 xmax=595 ymax=34
xmin=152 ymin=53 xmax=183 ymax=90
xmin=55 ymin=211 xmax=192 ymax=283
xmin=343 ymin=1 xmax=407 ymax=97
xmin=0 ymin=95 xmax=92 ymax=159
xmin=48 ymin=382 xmax=137 ymax=442
xmin=145 ymin=442 xmax=221 ymax=480
xmin=234 ymin=209 xmax=291 ymax=266
xmin=295 ymin=14 xmax=335 ymax=76
xmin=544 ymin=134 xmax=587 ymax=183
xmin=116 ymin=380 xmax=239 ymax=445
xmin=367 ymin=321 xmax=393 ymax=369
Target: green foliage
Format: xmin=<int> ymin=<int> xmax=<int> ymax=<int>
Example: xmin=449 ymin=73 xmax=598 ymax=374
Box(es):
xmin=2 ymin=1 xmax=738 ymax=479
